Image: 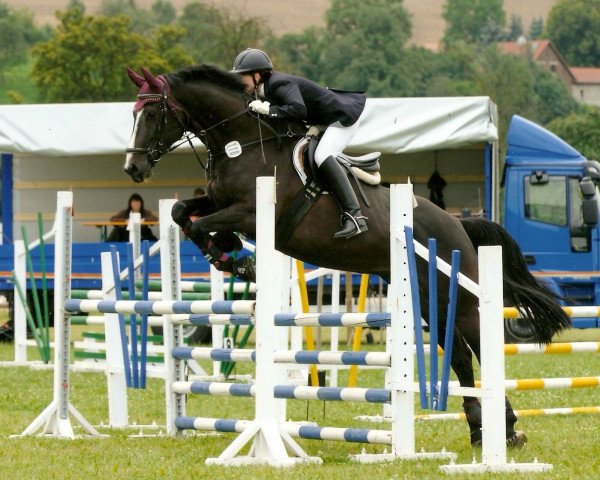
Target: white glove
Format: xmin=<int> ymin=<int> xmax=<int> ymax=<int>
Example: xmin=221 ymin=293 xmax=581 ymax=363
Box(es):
xmin=249 ymin=100 xmax=270 ymax=115
xmin=306 ymin=125 xmax=321 ymax=137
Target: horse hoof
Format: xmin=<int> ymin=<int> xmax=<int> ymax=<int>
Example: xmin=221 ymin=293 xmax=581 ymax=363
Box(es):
xmin=232 ymin=256 xmax=256 ymax=283
xmin=507 ymin=431 xmax=527 ymax=448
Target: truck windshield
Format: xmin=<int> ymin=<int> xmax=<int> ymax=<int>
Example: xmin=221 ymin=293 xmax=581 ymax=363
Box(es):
xmin=524 ymin=175 xmax=567 ymax=225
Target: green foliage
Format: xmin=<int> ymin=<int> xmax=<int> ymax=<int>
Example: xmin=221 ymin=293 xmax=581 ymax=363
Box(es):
xmin=271 ymin=0 xmax=416 ymax=95
xmin=442 ymin=0 xmax=506 ymax=47
xmin=0 ymin=2 xmax=47 ymax=82
xmin=266 ymin=27 xmax=326 ymax=79
xmin=547 ymin=106 xmax=600 ymax=159
xmin=320 ymin=0 xmax=413 ymax=93
xmin=177 ymin=2 xmax=269 ymax=68
xmin=531 ymin=64 xmax=581 ymax=125
xmin=31 ymin=7 xmax=192 ymax=102
xmin=152 ymin=0 xmax=177 ymax=24
xmin=506 ymin=14 xmax=524 ymax=41
xmin=98 ymin=0 xmax=169 ymax=35
xmin=546 ymin=0 xmax=600 ymax=67
xmin=529 ymin=16 xmax=544 ymax=40
xmin=0 ymin=58 xmax=39 ymax=103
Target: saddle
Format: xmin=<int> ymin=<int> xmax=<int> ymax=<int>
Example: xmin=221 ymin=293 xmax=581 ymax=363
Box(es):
xmin=276 ymin=136 xmax=381 ymax=246
xmin=292 ymin=137 xmax=382 ymax=192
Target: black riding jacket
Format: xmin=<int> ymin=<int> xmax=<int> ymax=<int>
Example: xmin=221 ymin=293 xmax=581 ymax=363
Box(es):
xmin=262 ymin=72 xmax=366 ymax=127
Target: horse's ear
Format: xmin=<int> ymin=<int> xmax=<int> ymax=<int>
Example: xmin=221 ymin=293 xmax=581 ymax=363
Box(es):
xmin=141 ymin=66 xmax=164 ymax=91
xmin=127 ymin=68 xmax=145 ymax=88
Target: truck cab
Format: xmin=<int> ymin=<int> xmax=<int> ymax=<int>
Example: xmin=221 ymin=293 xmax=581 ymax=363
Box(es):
xmin=503 ymin=115 xmax=600 ymax=340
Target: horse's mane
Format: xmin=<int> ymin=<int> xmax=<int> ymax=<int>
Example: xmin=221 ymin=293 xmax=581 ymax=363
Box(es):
xmin=166 ymin=64 xmax=246 ymax=92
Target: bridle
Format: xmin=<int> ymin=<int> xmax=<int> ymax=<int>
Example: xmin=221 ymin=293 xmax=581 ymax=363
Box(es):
xmin=125 ymin=82 xmax=301 ymax=174
xmin=125 ymin=83 xmax=203 ymax=168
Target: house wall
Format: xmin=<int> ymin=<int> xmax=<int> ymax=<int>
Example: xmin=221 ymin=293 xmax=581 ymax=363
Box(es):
xmin=572 ymin=84 xmax=600 ymax=107
xmin=536 ymin=47 xmax=573 ymax=87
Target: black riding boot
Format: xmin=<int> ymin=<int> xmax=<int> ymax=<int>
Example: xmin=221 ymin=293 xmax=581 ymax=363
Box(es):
xmin=319 ymin=156 xmax=368 ymax=239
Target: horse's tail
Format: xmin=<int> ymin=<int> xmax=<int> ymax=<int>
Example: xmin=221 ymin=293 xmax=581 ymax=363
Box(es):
xmin=460 ymin=217 xmax=571 ymax=344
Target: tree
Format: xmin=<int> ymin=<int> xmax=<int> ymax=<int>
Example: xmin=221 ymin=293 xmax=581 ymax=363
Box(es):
xmin=318 ymin=0 xmax=415 ymax=95
xmin=177 ymin=2 xmax=269 ymax=68
xmin=267 ymin=27 xmax=327 ymax=79
xmin=442 ymin=0 xmax=506 ymax=47
xmin=546 ymin=0 xmax=600 ymax=66
xmin=529 ymin=17 xmax=543 ymax=40
xmin=547 ymin=106 xmax=600 ymax=160
xmin=531 ymin=63 xmax=580 ymax=125
xmin=505 ymin=15 xmax=524 ymax=41
xmin=152 ymin=0 xmax=177 ymax=25
xmin=0 ymin=2 xmax=45 ymax=82
xmin=99 ymin=0 xmax=157 ymax=33
xmin=31 ymin=7 xmax=192 ymax=102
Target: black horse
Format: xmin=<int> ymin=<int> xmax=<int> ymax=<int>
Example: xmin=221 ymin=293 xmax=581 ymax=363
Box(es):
xmin=123 ymin=64 xmax=571 ymax=447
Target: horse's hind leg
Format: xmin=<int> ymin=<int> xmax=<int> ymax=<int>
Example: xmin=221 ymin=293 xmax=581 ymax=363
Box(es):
xmin=454 ymin=313 xmax=527 ymax=448
xmin=441 ymin=331 xmax=483 ymax=446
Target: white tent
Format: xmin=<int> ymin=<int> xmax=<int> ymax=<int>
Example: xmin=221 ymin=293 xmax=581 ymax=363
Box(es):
xmin=0 ymin=97 xmax=499 ymax=242
xmin=0 ymin=97 xmax=497 ymax=157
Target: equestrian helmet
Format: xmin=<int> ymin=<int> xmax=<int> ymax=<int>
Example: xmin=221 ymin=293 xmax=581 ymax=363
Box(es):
xmin=231 ymin=48 xmax=273 ymax=73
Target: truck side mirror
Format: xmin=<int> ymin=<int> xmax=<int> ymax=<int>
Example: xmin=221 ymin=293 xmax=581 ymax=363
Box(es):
xmin=580 ymin=177 xmax=599 ymax=226
xmin=530 ymin=171 xmax=549 ymax=184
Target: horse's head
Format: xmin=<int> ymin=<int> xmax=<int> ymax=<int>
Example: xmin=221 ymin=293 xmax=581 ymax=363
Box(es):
xmin=124 ymin=67 xmax=188 ymax=183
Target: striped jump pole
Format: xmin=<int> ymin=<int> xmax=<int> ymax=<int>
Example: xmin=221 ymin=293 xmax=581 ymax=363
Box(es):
xmin=64 ymin=299 xmax=255 ymax=316
xmin=176 ymin=417 xmax=394 ymax=445
xmin=417 ymin=406 xmax=600 ymax=422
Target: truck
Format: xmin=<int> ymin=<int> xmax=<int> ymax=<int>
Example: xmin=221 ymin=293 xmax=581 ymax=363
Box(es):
xmin=502 ymin=115 xmax=600 ymax=341
xmin=0 ymin=99 xmax=598 ymax=343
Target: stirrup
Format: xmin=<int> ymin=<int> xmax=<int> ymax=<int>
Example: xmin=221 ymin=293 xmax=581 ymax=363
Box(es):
xmin=333 ymin=213 xmax=368 ymax=239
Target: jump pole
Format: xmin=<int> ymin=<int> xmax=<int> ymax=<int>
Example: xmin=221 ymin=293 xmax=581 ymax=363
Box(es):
xmin=18 ymin=191 xmax=100 ymax=438
xmin=205 ymin=176 xmax=321 ymax=467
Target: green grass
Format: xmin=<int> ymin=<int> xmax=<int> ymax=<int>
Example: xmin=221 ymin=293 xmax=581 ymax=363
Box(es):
xmin=0 ymin=328 xmax=599 ymax=479
xmin=0 ymin=59 xmax=40 ymax=104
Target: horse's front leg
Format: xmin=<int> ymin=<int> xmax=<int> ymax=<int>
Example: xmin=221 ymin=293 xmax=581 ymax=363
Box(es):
xmin=175 ymin=202 xmax=257 ymax=282
xmin=171 ymin=195 xmax=216 ymax=236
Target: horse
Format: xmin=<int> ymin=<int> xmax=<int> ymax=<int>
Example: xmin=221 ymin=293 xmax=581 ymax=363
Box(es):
xmin=123 ymin=64 xmax=571 ymax=447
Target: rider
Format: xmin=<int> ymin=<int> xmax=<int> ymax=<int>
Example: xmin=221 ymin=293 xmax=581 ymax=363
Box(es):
xmin=231 ymin=48 xmax=368 ymax=239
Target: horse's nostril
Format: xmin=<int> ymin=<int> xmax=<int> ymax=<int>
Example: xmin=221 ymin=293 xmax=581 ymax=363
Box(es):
xmin=125 ymin=164 xmax=137 ymax=175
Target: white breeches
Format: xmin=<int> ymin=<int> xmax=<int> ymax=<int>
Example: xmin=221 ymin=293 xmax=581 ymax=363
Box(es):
xmin=314 ymin=119 xmax=362 ymax=166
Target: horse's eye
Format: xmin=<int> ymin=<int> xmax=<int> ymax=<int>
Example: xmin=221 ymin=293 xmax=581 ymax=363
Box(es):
xmin=146 ymin=111 xmax=156 ymax=119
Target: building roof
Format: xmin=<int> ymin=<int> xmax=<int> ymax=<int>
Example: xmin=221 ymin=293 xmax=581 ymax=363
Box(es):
xmin=498 ymin=39 xmax=576 ymax=83
xmin=570 ymin=67 xmax=600 ymax=84
xmin=498 ymin=39 xmax=554 ymax=61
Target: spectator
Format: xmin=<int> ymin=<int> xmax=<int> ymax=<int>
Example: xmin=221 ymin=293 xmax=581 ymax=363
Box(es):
xmin=107 ymin=193 xmax=158 ymax=242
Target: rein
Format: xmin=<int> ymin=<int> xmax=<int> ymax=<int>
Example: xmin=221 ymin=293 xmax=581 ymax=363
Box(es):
xmin=127 ymin=83 xmax=301 ymax=176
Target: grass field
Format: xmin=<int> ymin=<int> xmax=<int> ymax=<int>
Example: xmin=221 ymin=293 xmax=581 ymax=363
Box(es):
xmin=0 ymin=59 xmax=40 ymax=104
xmin=0 ymin=327 xmax=599 ymax=479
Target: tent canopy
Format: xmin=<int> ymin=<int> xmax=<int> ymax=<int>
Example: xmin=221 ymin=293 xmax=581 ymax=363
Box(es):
xmin=0 ymin=97 xmax=498 ymax=157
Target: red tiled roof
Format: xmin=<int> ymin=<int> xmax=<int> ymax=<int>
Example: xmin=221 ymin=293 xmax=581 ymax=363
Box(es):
xmin=498 ymin=40 xmax=551 ymax=60
xmin=570 ymin=67 xmax=600 ymax=84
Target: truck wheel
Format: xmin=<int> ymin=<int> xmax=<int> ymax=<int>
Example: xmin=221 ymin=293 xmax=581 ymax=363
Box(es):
xmin=151 ymin=325 xmax=212 ymax=344
xmin=504 ymin=318 xmax=537 ymax=344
